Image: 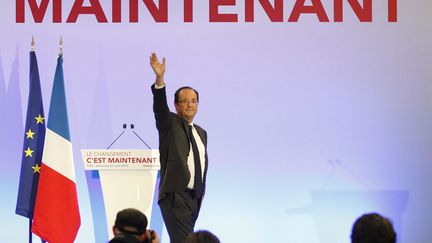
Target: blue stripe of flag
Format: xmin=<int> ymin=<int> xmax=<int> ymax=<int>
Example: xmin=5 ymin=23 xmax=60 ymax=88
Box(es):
xmin=46 ymin=55 xmax=70 ymax=142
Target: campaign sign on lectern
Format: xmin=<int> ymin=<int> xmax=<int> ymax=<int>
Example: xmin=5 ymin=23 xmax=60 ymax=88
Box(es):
xmin=81 ymin=149 xmax=160 ymax=240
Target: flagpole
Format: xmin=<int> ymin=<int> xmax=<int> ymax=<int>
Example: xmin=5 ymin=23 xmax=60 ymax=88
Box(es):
xmin=59 ymin=36 xmax=63 ymax=56
xmin=31 ymin=36 xmax=35 ymax=52
xmin=29 ymin=36 xmax=34 ymax=243
xmin=28 ymin=219 xmax=33 ymax=243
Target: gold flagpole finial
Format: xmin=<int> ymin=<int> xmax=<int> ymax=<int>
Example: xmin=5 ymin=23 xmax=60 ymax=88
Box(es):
xmin=59 ymin=36 xmax=63 ymax=56
xmin=31 ymin=36 xmax=35 ymax=51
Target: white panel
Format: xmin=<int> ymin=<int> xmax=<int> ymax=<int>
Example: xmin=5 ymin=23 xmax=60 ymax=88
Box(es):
xmin=99 ymin=170 xmax=158 ymax=239
xmin=42 ymin=129 xmax=76 ymax=182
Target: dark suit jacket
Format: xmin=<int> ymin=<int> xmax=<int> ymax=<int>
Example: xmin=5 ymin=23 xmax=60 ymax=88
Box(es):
xmin=152 ymin=84 xmax=208 ymax=201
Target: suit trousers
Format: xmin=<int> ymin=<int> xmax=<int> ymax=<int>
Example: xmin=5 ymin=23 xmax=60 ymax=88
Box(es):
xmin=158 ymin=190 xmax=201 ymax=243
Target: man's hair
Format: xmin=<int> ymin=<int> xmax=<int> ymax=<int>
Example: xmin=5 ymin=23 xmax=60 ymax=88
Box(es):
xmin=114 ymin=208 xmax=148 ymax=235
xmin=174 ymin=86 xmax=199 ymax=104
xmin=351 ymin=213 xmax=396 ymax=243
xmin=186 ymin=230 xmax=220 ymax=243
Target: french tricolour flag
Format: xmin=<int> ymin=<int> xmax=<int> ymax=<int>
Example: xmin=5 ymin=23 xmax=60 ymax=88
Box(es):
xmin=32 ymin=55 xmax=80 ymax=243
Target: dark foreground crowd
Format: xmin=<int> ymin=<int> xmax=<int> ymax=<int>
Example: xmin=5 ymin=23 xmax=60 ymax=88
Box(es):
xmin=109 ymin=208 xmax=396 ymax=243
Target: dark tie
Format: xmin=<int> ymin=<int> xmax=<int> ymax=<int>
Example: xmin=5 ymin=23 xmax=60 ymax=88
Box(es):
xmin=189 ymin=125 xmax=203 ymax=197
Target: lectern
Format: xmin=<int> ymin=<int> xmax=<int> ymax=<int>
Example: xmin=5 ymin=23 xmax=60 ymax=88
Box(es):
xmin=81 ymin=149 xmax=160 ymax=240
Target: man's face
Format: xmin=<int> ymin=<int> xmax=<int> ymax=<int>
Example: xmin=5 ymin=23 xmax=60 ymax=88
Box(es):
xmin=175 ymin=88 xmax=198 ymax=123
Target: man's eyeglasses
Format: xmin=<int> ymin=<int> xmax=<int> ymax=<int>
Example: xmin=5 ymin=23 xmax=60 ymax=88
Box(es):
xmin=177 ymin=99 xmax=199 ymax=105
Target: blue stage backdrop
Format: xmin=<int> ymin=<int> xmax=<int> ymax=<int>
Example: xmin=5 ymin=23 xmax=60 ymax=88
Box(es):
xmin=1 ymin=1 xmax=431 ymax=242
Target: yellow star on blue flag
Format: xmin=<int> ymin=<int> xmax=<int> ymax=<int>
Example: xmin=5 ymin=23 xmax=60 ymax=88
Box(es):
xmin=24 ymin=147 xmax=34 ymax=157
xmin=26 ymin=129 xmax=35 ymax=139
xmin=35 ymin=114 xmax=45 ymax=124
xmin=32 ymin=164 xmax=41 ymax=173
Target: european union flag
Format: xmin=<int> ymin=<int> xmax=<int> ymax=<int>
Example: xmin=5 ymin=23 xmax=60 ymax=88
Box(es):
xmin=16 ymin=51 xmax=45 ymax=220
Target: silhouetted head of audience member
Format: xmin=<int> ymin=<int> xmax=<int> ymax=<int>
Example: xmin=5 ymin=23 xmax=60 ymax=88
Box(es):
xmin=109 ymin=208 xmax=150 ymax=243
xmin=351 ymin=213 xmax=396 ymax=243
xmin=186 ymin=230 xmax=220 ymax=243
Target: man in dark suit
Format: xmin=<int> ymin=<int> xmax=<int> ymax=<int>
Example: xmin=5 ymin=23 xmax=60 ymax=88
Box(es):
xmin=149 ymin=53 xmax=208 ymax=243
